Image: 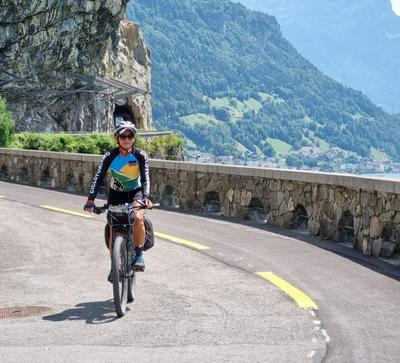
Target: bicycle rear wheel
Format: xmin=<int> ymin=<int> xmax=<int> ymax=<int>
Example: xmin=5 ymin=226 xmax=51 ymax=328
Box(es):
xmin=112 ymin=236 xmax=128 ymax=317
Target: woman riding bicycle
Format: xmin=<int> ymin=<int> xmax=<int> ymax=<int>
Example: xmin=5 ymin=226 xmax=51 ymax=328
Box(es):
xmin=84 ymin=121 xmax=153 ymax=276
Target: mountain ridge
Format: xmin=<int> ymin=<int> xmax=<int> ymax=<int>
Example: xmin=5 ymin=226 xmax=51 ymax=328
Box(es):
xmin=236 ymin=0 xmax=400 ymax=113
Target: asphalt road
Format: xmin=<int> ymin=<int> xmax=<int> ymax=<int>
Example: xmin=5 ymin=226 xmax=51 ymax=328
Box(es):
xmin=0 ymin=181 xmax=399 ymax=362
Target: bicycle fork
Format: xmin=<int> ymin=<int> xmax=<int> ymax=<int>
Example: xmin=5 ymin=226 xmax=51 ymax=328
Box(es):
xmin=126 ymin=226 xmax=135 ymax=276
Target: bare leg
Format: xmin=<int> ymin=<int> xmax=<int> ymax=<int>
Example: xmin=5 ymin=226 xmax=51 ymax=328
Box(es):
xmin=132 ymin=201 xmax=145 ymax=248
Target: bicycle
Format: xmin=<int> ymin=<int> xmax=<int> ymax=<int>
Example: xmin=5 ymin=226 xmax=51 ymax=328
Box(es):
xmin=93 ymin=202 xmax=152 ymax=317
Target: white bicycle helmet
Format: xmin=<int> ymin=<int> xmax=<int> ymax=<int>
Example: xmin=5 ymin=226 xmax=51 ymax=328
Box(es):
xmin=114 ymin=121 xmax=137 ymax=136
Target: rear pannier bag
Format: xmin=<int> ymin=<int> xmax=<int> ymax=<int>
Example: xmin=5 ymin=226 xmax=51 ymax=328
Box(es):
xmin=143 ymin=217 xmax=154 ymax=251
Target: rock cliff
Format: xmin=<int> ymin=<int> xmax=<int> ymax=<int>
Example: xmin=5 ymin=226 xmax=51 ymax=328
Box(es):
xmin=0 ymin=0 xmax=152 ymax=132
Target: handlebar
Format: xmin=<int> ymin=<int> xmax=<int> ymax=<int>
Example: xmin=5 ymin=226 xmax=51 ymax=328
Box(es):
xmin=92 ymin=204 xmax=109 ymax=215
xmin=92 ymin=201 xmax=158 ymax=215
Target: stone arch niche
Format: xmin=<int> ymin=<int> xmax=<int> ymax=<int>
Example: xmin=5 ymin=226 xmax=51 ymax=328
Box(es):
xmin=97 ymin=179 xmax=107 ymax=199
xmin=289 ymin=204 xmax=308 ymax=230
xmin=160 ymin=185 xmax=179 ymax=208
xmin=78 ymin=175 xmax=84 ymax=193
xmin=382 ymin=222 xmax=396 ymax=242
xmin=202 ymin=191 xmax=221 ymax=215
xmin=66 ymin=174 xmax=77 ymax=192
xmin=19 ymin=167 xmax=29 ymax=184
xmin=337 ymin=210 xmax=354 ymax=243
xmin=379 ymin=222 xmax=397 ymax=258
xmin=247 ymin=197 xmax=267 ymax=224
xmin=40 ymin=168 xmax=52 ymax=188
xmin=0 ymin=165 xmax=8 ymax=180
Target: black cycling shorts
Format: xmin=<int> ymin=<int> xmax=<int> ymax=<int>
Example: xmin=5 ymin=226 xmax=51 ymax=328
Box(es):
xmin=107 ymin=188 xmax=143 ymax=205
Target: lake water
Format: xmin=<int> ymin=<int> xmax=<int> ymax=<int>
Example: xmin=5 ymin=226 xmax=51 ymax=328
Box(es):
xmin=361 ymin=173 xmax=400 ymax=180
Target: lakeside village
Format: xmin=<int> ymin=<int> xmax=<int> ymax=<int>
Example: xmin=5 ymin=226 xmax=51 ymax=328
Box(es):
xmin=186 ymin=146 xmax=400 ymax=175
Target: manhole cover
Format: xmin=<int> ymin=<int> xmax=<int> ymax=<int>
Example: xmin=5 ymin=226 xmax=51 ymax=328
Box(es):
xmin=0 ymin=306 xmax=52 ymax=319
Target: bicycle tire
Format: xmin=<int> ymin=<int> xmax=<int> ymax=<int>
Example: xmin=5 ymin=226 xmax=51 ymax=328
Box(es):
xmin=112 ymin=236 xmax=128 ymax=317
xmin=127 ymin=272 xmax=136 ymax=303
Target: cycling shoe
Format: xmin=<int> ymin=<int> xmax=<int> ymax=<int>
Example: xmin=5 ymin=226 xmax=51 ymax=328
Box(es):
xmin=134 ymin=255 xmax=145 ymax=271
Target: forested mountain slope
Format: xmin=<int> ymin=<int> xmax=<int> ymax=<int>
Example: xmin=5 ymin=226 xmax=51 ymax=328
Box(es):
xmin=127 ymin=0 xmax=400 ymax=162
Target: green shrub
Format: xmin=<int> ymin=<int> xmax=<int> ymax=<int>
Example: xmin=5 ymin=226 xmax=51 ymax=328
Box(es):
xmin=141 ymin=134 xmax=183 ymax=159
xmin=55 ymin=134 xmax=78 ymax=152
xmin=8 ymin=132 xmax=183 ymax=160
xmin=22 ymin=133 xmax=52 ymax=150
xmin=86 ymin=134 xmax=115 ymax=154
xmin=0 ymin=97 xmax=15 ymax=147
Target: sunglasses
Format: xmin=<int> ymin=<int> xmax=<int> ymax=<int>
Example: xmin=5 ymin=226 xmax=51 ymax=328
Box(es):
xmin=119 ymin=134 xmax=134 ymax=140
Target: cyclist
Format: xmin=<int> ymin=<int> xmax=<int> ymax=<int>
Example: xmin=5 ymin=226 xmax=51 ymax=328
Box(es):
xmin=83 ymin=121 xmax=153 ymax=277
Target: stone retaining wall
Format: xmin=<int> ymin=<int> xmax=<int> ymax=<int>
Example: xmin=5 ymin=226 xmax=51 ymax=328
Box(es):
xmin=1 ymin=148 xmax=400 ymax=258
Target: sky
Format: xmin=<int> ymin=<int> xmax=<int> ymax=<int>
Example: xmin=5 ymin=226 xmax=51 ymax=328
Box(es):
xmin=391 ymin=0 xmax=400 ymax=15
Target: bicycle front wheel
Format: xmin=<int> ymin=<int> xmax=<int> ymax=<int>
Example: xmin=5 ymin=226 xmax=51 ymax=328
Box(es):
xmin=112 ymin=236 xmax=128 ymax=317
xmin=128 ymin=271 xmax=136 ymax=303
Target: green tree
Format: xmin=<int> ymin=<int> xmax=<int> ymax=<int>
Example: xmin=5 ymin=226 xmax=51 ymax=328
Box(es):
xmin=0 ymin=97 xmax=15 ymax=147
xmin=213 ymin=107 xmax=230 ymax=122
xmin=263 ymin=144 xmax=275 ymax=157
xmin=286 ymin=154 xmax=303 ymax=168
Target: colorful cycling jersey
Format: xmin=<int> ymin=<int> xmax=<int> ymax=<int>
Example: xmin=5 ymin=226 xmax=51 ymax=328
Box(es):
xmin=110 ymin=153 xmax=141 ymax=191
xmin=88 ymin=147 xmax=150 ymax=201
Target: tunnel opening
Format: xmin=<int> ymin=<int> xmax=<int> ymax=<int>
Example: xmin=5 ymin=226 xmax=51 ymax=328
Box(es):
xmin=0 ymin=165 xmax=8 ymax=180
xmin=113 ymin=104 xmax=135 ymax=127
xmin=246 ymin=197 xmax=267 ymax=224
xmin=337 ymin=210 xmax=354 ymax=243
xmin=19 ymin=167 xmax=29 ymax=184
xmin=290 ymin=204 xmax=308 ymax=230
xmin=160 ymin=185 xmax=179 ymax=208
xmin=202 ymin=191 xmax=221 ymax=215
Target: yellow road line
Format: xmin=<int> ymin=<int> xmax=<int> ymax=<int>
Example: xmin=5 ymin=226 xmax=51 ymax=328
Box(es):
xmin=0 ymin=195 xmax=5 ymax=198
xmin=40 ymin=205 xmax=93 ymax=219
xmin=256 ymin=272 xmax=318 ymax=309
xmin=155 ymin=232 xmax=210 ymax=250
